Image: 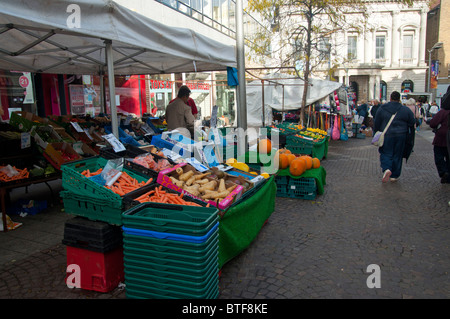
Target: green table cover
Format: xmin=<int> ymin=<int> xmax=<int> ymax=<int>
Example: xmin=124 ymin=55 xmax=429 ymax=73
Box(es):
xmin=218 ymin=176 xmax=276 ymax=268
xmin=311 ymin=137 xmax=329 ymax=160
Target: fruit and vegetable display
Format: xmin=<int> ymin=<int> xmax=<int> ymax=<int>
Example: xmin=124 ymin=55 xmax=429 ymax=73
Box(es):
xmin=80 ymin=168 xmax=153 ymax=196
xmin=0 ymin=165 xmax=30 ymax=183
xmin=170 ymin=168 xmax=238 ymax=202
xmin=133 ymin=185 xmax=205 ymax=206
xmin=268 ymin=124 xmax=328 ymax=142
xmin=131 ymin=153 xmax=172 ymax=172
xmin=277 ymin=148 xmax=321 ymax=176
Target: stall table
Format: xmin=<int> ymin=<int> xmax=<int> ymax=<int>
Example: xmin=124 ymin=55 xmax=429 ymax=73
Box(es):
xmin=218 ymin=176 xmax=276 ymax=268
xmin=1 ymin=173 xmax=61 ymax=232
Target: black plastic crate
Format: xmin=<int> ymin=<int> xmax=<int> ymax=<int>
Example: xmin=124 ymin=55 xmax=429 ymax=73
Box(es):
xmin=99 ymin=144 xmax=148 ymax=160
xmin=62 ymin=216 xmax=123 ymax=253
xmin=124 ymin=153 xmax=175 ymax=179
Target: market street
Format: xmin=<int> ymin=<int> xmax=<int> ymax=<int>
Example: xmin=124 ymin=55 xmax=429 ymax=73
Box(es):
xmin=0 ymin=125 xmax=448 ymax=299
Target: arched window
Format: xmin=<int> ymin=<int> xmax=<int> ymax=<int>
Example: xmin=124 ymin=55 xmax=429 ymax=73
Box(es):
xmin=401 ymin=80 xmax=414 ymax=93
xmin=380 ymin=81 xmax=387 ymax=102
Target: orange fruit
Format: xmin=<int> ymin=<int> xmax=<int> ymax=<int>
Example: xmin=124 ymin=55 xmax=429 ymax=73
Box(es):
xmin=279 ymin=148 xmax=291 ymax=155
xmin=312 ymin=157 xmax=321 ymax=169
xmin=279 ymin=153 xmax=290 ymax=169
xmin=300 ymin=155 xmax=313 ymax=170
xmin=287 ymin=154 xmax=297 ymax=165
xmin=289 ymin=157 xmax=306 ymax=176
xmin=258 ymin=139 xmax=272 ymax=154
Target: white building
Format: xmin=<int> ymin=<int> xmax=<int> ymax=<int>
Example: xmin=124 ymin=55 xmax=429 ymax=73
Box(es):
xmin=271 ymin=1 xmax=431 ymax=106
xmin=331 ymin=1 xmax=430 ymax=104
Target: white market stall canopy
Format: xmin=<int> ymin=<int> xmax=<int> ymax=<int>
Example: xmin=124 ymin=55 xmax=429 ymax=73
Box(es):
xmin=246 ymin=75 xmax=343 ymax=127
xmin=0 ymin=0 xmax=237 ymax=75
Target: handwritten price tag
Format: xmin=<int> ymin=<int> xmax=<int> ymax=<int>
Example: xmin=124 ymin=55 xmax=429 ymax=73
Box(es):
xmin=102 ymin=133 xmax=126 ymax=152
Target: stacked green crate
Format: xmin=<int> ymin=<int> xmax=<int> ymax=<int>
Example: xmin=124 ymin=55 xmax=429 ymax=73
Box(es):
xmin=121 ymin=202 xmax=220 ymax=299
xmin=60 ymin=156 xmax=153 ymax=225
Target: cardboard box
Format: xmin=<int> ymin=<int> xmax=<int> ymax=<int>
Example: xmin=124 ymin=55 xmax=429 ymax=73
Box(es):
xmin=30 ymin=125 xmax=63 ymax=149
xmin=44 ymin=142 xmax=82 ymax=169
xmin=157 ymin=162 xmax=243 ymax=210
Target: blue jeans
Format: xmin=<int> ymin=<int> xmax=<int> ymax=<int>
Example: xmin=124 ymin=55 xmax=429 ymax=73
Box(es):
xmin=379 ymin=134 xmax=407 ymax=178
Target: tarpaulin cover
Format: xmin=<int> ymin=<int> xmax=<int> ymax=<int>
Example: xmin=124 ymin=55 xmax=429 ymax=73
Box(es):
xmin=218 ymin=176 xmax=276 ymax=268
xmin=246 ymin=75 xmax=343 ymax=127
xmin=0 ymin=0 xmax=237 ymax=75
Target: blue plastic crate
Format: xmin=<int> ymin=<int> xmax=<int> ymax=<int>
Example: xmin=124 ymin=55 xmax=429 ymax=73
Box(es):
xmin=151 ymin=135 xmax=192 ymax=157
xmin=122 ymin=222 xmax=219 ymax=243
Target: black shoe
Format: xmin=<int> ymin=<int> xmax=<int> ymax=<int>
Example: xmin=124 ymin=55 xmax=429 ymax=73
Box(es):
xmin=441 ymin=172 xmax=449 ymax=184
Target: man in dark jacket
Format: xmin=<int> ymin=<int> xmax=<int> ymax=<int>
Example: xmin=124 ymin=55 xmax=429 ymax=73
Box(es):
xmin=374 ymin=91 xmax=415 ymax=182
xmin=370 ymin=99 xmax=381 ymax=118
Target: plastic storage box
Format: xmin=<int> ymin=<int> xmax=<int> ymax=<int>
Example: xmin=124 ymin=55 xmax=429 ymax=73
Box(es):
xmin=65 ymin=245 xmax=124 ymax=293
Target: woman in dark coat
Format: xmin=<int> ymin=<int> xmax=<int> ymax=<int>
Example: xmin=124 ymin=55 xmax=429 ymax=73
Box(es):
xmin=374 ymin=91 xmax=415 ymax=182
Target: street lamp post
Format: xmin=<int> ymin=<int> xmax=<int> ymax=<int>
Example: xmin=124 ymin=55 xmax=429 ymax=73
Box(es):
xmin=427 ymin=42 xmax=443 ymax=98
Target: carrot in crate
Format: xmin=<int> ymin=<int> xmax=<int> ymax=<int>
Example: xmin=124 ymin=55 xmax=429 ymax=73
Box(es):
xmin=0 ymin=166 xmax=29 ymax=182
xmin=105 ymin=172 xmax=153 ymax=196
xmin=134 ymin=185 xmax=202 ymax=206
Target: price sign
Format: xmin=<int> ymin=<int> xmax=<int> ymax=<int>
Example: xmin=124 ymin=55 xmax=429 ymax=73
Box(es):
xmin=102 ymin=133 xmax=126 ymax=153
xmin=21 ymin=132 xmax=31 ymax=149
xmin=70 ymin=121 xmax=84 ymax=133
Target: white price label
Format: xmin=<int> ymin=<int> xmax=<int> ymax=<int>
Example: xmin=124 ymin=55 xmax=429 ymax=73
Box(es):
xmin=21 ymin=132 xmax=31 ymax=149
xmin=102 ymin=133 xmax=126 ymax=153
xmin=70 ymin=121 xmax=84 ymax=133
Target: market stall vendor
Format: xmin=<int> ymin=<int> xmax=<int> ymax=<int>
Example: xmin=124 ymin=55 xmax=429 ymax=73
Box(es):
xmin=165 ymin=85 xmax=195 ymax=137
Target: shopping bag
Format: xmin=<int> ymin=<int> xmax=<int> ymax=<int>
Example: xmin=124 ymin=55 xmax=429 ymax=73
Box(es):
xmin=371 ymin=131 xmax=384 ymax=147
xmin=332 ymin=115 xmax=340 ymax=140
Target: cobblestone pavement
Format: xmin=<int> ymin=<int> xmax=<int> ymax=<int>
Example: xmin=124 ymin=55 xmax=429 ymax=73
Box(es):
xmin=0 ymin=127 xmax=448 ymax=299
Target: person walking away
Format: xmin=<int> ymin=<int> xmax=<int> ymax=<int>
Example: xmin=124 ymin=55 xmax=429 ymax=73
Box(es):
xmin=356 ymin=100 xmax=369 ymax=126
xmin=429 ymin=94 xmax=450 ymax=183
xmin=374 ymin=91 xmax=415 ymax=182
xmin=429 ymin=102 xmax=439 ymax=118
xmin=405 ymin=98 xmax=420 ymax=132
xmin=416 ymin=101 xmax=425 ymax=131
xmin=165 ymin=85 xmax=195 ymax=138
xmin=370 ymin=99 xmax=381 ymax=119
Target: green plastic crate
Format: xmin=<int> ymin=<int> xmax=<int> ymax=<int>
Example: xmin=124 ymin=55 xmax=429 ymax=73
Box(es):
xmin=122 ymin=202 xmax=219 ymax=236
xmin=123 ymin=252 xmax=218 ymax=278
xmin=124 ymin=258 xmax=217 ymax=284
xmin=125 ymin=277 xmax=218 ymax=299
xmin=123 ymin=237 xmax=218 ymax=264
xmin=287 ymin=177 xmax=317 ymax=200
xmin=125 ymin=272 xmax=218 ymax=297
xmin=124 ymin=243 xmax=218 ymax=267
xmin=123 ymin=232 xmax=218 ymax=257
xmin=124 ymin=262 xmax=217 ymax=288
xmin=286 ymin=143 xmax=313 ymax=156
xmin=61 ymin=190 xmax=139 ymax=225
xmin=61 ymin=156 xmax=151 ymax=205
xmin=123 ymin=249 xmax=218 ymax=272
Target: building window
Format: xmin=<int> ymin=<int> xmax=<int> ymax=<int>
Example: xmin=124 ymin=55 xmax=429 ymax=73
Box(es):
xmin=401 ymin=80 xmax=414 ymax=93
xmin=380 ymin=80 xmax=387 ymax=102
xmin=403 ymin=34 xmax=413 ymax=59
xmin=347 ymin=36 xmax=357 ymax=60
xmin=318 ymin=37 xmax=330 ymax=61
xmin=375 ymin=36 xmax=385 ymax=59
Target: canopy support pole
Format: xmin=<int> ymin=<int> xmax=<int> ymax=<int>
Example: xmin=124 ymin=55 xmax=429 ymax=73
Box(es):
xmin=105 ymin=40 xmax=119 ymax=138
xmin=236 ymin=0 xmax=247 ymax=152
